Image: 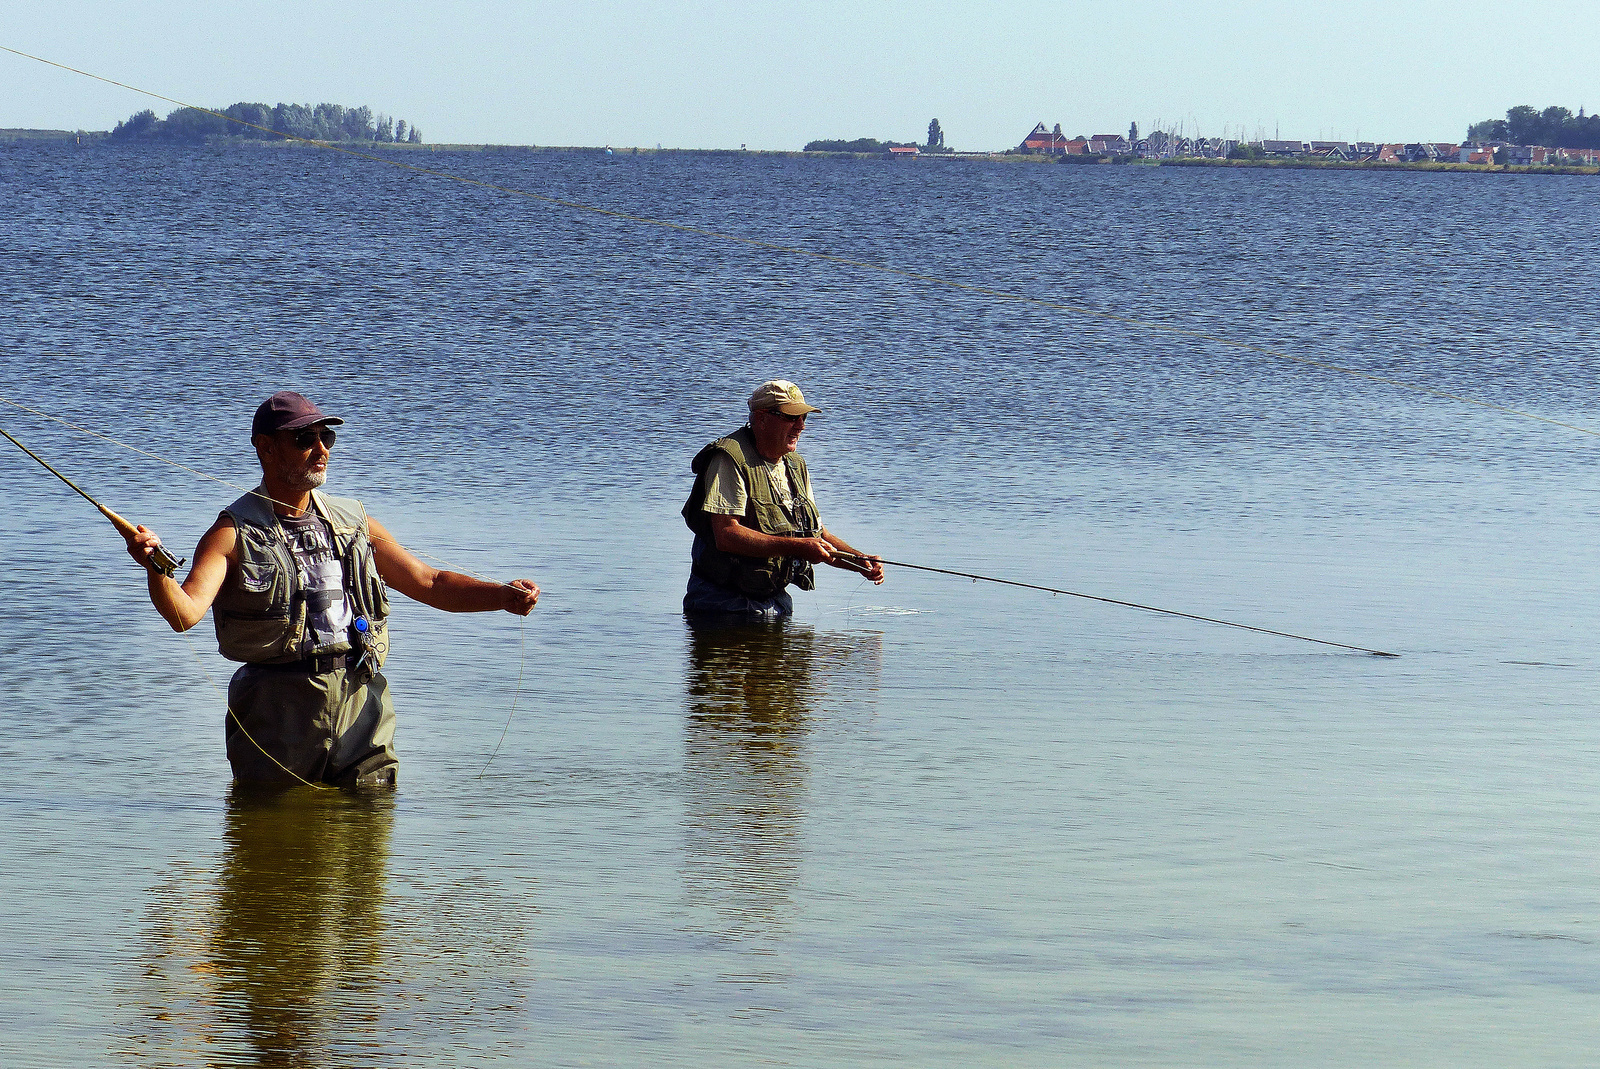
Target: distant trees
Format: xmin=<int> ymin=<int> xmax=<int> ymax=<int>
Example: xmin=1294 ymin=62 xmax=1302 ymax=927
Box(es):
xmin=926 ymin=118 xmax=946 ymax=152
xmin=1467 ymin=118 xmax=1509 ymax=142
xmin=112 ymin=109 xmax=160 ymax=140
xmin=1466 ymin=104 xmax=1600 ymax=148
xmin=803 ymin=137 xmax=917 ymax=152
xmin=108 ymin=101 xmax=422 ymax=145
xmin=1129 ymin=121 xmax=1139 ymax=143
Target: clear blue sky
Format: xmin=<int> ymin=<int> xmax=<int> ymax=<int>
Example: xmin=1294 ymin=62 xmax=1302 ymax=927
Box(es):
xmin=4 ymin=1 xmax=1598 ymax=148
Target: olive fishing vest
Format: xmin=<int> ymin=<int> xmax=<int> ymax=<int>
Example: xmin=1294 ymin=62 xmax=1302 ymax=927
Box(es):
xmin=212 ymin=487 xmax=391 ymax=667
xmin=681 ymin=426 xmax=820 ymax=599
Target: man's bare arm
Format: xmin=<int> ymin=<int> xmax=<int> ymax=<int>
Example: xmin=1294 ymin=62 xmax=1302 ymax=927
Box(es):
xmin=710 ymin=514 xmax=834 ymax=565
xmin=369 ymin=517 xmax=539 ymax=615
xmin=708 ymin=516 xmax=884 ymax=584
xmin=127 ymin=519 xmax=236 ymax=632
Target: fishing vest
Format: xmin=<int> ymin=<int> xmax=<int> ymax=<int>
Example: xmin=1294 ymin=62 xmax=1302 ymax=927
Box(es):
xmin=681 ymin=426 xmax=820 ymax=599
xmin=212 ymin=486 xmax=391 ymax=668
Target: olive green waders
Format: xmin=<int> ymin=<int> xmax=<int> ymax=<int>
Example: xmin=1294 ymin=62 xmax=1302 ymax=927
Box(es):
xmin=225 ymin=664 xmax=398 ymax=788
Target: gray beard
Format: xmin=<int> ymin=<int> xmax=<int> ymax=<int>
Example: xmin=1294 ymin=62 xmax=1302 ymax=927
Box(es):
xmin=287 ymin=469 xmax=327 ymax=491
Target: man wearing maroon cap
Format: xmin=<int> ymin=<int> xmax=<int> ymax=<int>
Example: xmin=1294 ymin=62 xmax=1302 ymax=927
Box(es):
xmin=124 ymin=390 xmax=540 ymax=788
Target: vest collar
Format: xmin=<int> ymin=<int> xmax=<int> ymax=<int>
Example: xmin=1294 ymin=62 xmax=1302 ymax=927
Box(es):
xmin=231 ymin=485 xmax=334 ymax=531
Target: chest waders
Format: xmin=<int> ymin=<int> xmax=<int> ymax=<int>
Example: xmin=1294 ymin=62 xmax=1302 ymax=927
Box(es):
xmin=681 ymin=426 xmax=820 ymax=599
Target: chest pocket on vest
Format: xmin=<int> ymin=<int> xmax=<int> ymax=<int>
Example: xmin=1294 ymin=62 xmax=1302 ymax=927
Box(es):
xmin=238 ymin=560 xmax=278 ymax=594
xmin=228 ymin=553 xmax=292 ymax=618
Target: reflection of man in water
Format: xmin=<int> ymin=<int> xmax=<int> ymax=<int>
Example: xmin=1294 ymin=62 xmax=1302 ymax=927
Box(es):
xmin=682 ymin=380 xmax=884 ymax=618
xmin=682 ymin=622 xmax=815 ymax=937
xmin=213 ymin=788 xmax=393 ymax=1061
xmin=131 ymin=788 xmax=533 ymax=1062
xmin=681 ymin=621 xmax=881 ymax=942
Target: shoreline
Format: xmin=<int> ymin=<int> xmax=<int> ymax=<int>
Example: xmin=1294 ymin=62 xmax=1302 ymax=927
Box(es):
xmin=6 ymin=130 xmax=1596 ymax=174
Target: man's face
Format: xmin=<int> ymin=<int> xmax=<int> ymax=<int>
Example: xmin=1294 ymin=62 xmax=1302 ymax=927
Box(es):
xmin=750 ymin=407 xmax=806 ymax=460
xmin=258 ymin=425 xmax=334 ymax=490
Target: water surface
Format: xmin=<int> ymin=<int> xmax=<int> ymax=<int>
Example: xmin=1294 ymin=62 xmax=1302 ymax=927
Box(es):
xmin=4 ymin=143 xmax=1600 ymax=1065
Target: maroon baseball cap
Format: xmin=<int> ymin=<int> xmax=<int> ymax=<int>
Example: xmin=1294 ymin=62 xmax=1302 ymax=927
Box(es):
xmin=251 ymin=391 xmax=344 ymax=438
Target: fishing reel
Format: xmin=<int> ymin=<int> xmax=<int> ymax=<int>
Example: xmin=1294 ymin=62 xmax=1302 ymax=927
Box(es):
xmin=144 ymin=544 xmax=187 ymax=578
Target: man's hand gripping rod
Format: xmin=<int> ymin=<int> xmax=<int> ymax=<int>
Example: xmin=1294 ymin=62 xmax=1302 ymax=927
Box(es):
xmin=0 ymin=426 xmax=186 ymax=577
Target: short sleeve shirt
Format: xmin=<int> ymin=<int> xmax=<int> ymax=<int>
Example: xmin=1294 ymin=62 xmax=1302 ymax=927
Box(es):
xmin=700 ymin=451 xmax=817 ymax=519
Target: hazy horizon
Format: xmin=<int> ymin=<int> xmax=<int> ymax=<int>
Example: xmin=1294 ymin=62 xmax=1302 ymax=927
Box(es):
xmin=5 ymin=2 xmax=1598 ymax=151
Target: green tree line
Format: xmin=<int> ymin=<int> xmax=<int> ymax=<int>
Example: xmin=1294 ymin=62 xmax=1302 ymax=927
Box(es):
xmin=803 ymin=136 xmax=917 ymax=152
xmin=109 ymin=102 xmax=421 ymax=145
xmin=1467 ymin=105 xmax=1600 ymax=148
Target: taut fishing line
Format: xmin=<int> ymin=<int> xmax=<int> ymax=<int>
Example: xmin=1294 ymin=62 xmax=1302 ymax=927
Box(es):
xmin=833 ymin=552 xmax=1397 ymax=657
xmin=4 ymin=43 xmax=1600 ymax=441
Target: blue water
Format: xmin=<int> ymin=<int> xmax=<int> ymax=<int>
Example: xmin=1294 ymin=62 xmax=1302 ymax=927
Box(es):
xmin=4 ymin=141 xmax=1600 ymax=1065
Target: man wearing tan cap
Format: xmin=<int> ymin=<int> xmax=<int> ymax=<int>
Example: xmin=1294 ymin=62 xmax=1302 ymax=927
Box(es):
xmin=681 ymin=379 xmax=884 ymax=617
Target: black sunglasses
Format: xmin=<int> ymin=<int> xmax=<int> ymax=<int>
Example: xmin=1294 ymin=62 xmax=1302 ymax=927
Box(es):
xmin=766 ymin=409 xmax=806 ymax=423
xmin=291 ymin=427 xmax=337 ymax=449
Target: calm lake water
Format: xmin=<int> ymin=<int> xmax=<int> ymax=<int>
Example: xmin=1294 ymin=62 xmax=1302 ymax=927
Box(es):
xmin=5 ymin=142 xmax=1600 ymax=1066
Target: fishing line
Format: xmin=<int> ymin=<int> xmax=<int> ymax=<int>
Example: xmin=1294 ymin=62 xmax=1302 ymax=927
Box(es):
xmin=0 ymin=394 xmax=506 ymax=582
xmin=477 ymin=613 xmax=529 ymax=779
xmin=833 ymin=551 xmax=1398 ymax=657
xmin=0 ymin=424 xmax=185 ymax=575
xmin=180 ymin=634 xmax=329 ymax=790
xmin=5 ymin=43 xmax=1599 ymax=440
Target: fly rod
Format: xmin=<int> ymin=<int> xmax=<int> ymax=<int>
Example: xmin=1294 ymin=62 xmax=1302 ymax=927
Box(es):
xmin=0 ymin=426 xmax=186 ymax=577
xmin=832 ymin=551 xmax=1398 ymax=658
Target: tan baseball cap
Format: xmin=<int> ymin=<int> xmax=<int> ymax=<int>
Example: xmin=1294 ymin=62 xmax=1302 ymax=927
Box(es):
xmin=748 ymin=380 xmax=820 ymax=416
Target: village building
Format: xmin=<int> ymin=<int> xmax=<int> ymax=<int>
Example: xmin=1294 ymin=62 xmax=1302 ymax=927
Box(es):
xmin=1260 ymin=140 xmax=1307 ymax=157
xmin=1018 ymin=122 xmax=1072 ymax=154
xmin=1004 ymin=121 xmax=1553 ymax=167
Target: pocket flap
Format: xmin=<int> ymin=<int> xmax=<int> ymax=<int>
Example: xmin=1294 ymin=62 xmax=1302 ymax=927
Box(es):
xmin=238 ymin=560 xmax=278 ymax=593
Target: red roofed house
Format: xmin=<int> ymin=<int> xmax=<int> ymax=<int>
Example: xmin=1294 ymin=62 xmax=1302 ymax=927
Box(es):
xmin=888 ymin=146 xmax=919 ymax=156
xmin=1020 ymin=122 xmax=1068 ymax=153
